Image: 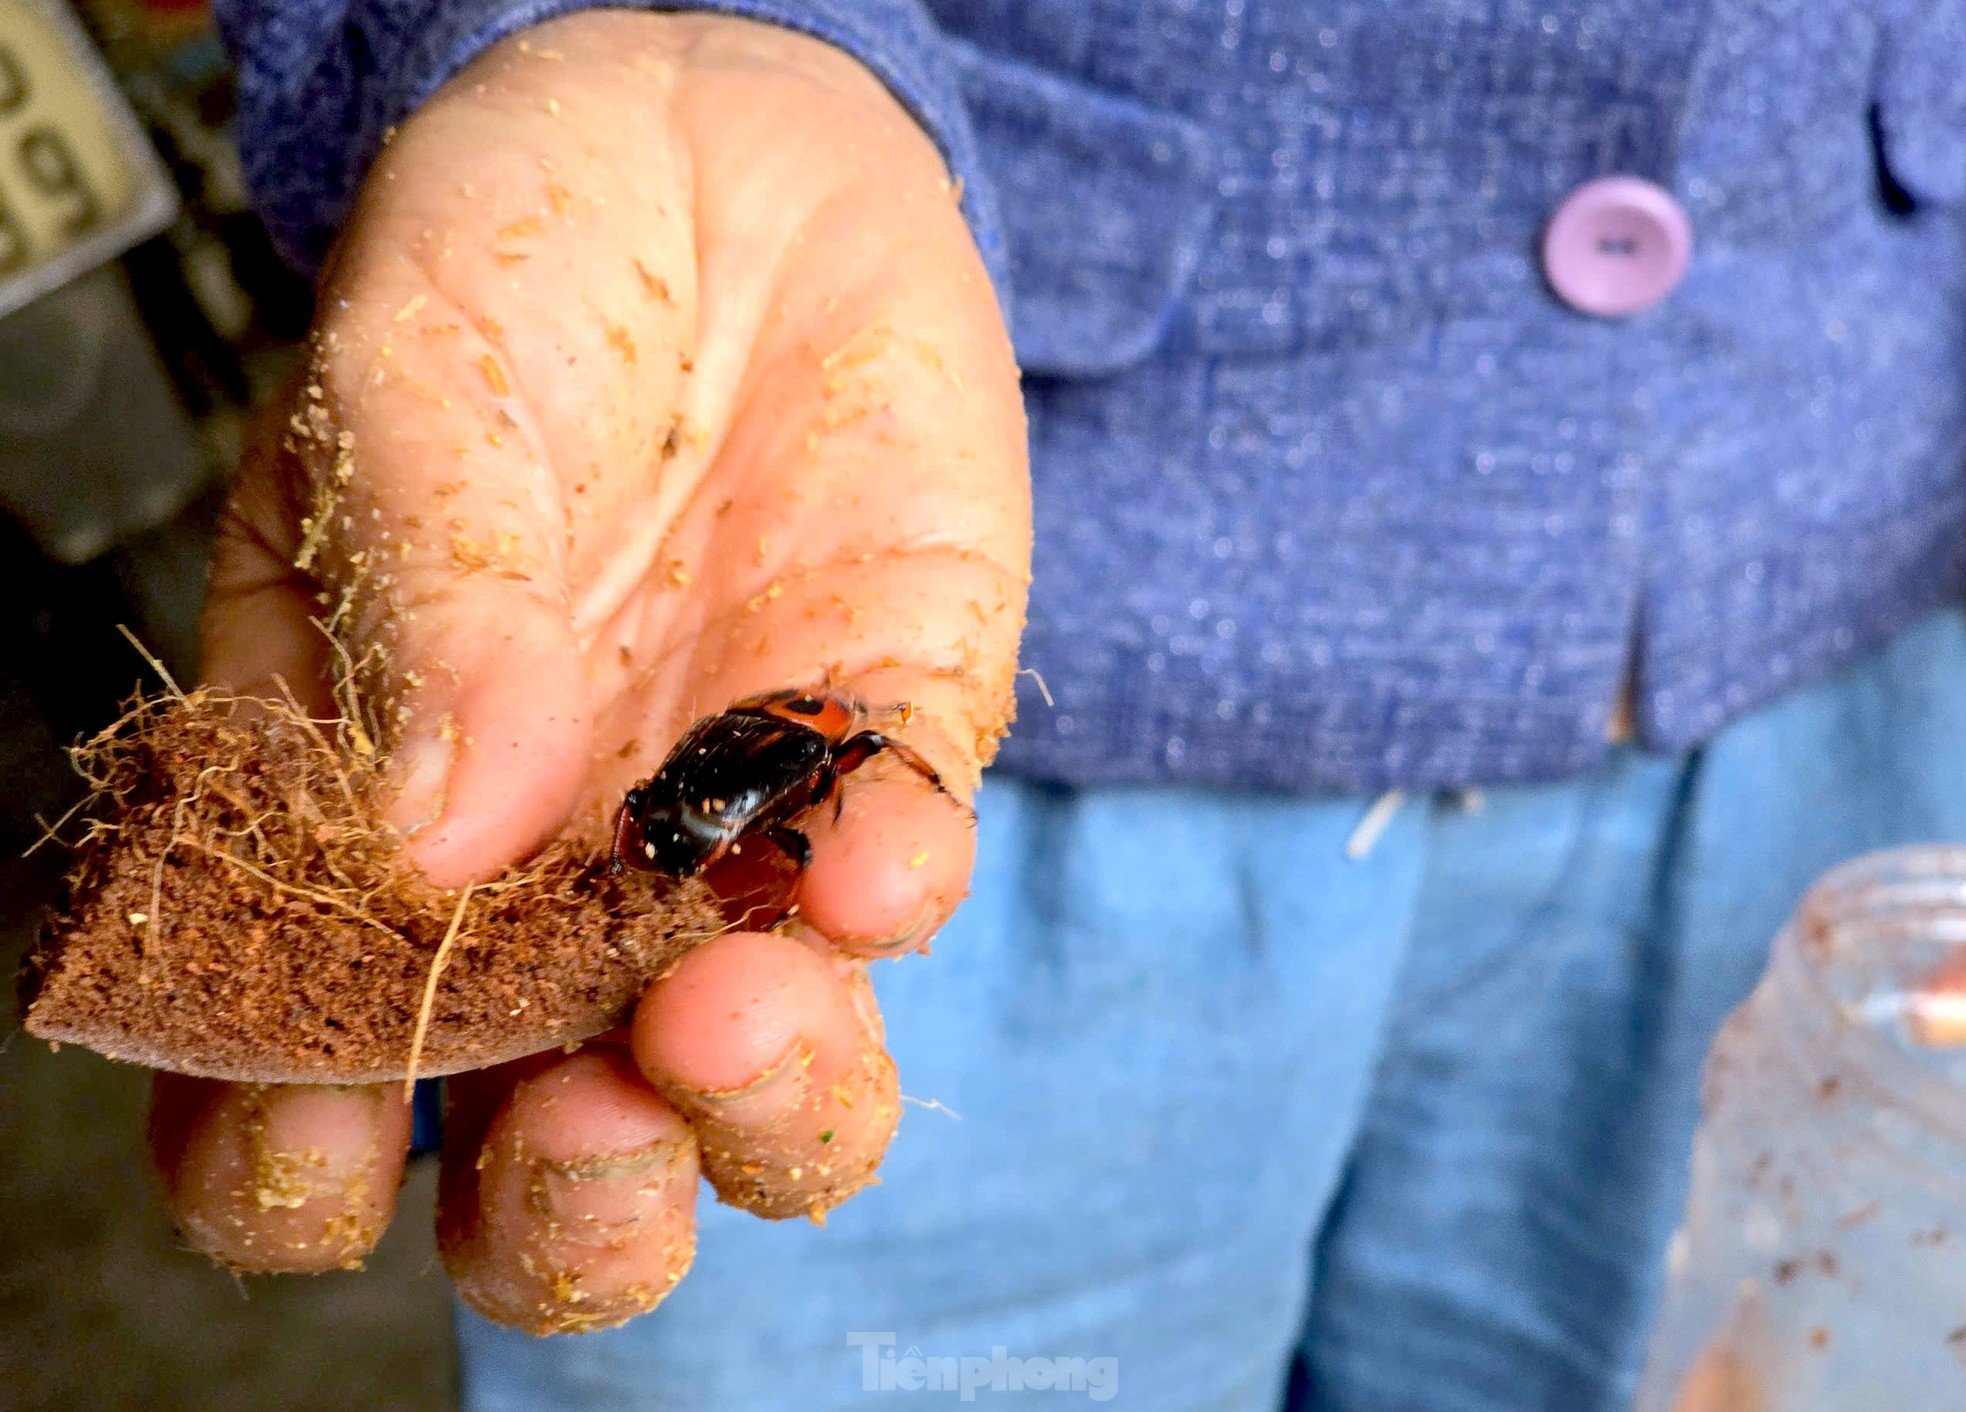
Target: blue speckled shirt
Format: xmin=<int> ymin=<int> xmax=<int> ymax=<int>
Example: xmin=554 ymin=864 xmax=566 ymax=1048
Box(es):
xmin=215 ymin=0 xmax=1966 ymax=794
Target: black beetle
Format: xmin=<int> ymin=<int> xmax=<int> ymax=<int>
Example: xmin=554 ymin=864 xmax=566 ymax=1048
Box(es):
xmin=611 ymin=688 xmax=946 ymax=878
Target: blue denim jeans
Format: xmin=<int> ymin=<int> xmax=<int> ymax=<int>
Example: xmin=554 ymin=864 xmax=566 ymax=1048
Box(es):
xmin=459 ymin=611 xmax=1966 ymax=1410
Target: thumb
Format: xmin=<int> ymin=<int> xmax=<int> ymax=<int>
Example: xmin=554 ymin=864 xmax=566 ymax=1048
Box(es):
xmin=281 ymin=289 xmax=600 ymax=888
xmin=205 ymin=385 xmax=595 ymax=891
xmin=379 ymin=587 xmax=591 ymax=889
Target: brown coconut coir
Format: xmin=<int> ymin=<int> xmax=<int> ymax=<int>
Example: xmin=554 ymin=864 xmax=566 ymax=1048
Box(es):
xmin=20 ymin=685 xmax=724 ymax=1085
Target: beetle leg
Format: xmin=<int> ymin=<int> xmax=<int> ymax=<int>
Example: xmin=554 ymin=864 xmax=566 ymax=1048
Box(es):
xmin=830 ymin=732 xmax=882 ymax=775
xmin=836 ymin=731 xmax=949 ymax=797
xmin=884 ymin=740 xmax=948 ymax=795
xmin=609 ymin=808 xmax=635 ymax=874
xmin=764 ymin=824 xmax=813 ymax=871
xmin=609 ymin=789 xmax=646 ymax=874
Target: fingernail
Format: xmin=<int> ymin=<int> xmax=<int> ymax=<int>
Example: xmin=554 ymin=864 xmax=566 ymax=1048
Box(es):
xmin=853 ymin=907 xmax=941 ymax=959
xmin=247 ymin=1086 xmax=382 ymax=1211
xmin=532 ymin=1142 xmax=685 ymax=1247
xmin=786 ymin=915 xmax=924 ymax=961
xmin=385 ymin=731 xmax=454 ymax=835
xmin=675 ymin=1039 xmax=813 ymax=1108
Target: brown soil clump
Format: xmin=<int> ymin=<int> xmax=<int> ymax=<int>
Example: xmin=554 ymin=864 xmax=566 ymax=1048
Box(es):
xmin=20 ymin=688 xmax=722 ymax=1085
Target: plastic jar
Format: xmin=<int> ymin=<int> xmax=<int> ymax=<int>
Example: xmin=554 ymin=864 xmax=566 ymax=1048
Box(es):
xmin=1636 ymin=847 xmax=1966 ymax=1411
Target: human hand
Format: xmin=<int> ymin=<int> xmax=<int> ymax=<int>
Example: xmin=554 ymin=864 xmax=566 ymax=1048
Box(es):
xmin=145 ymin=11 xmax=1027 ymax=1332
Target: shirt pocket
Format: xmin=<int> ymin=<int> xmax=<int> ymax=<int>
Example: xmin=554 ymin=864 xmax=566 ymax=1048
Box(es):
xmin=1873 ymin=0 xmax=1966 ymax=208
xmin=946 ymin=38 xmax=1217 ymax=377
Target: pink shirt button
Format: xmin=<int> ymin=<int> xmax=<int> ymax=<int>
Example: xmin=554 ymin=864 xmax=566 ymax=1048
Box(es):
xmin=1542 ymin=175 xmax=1694 ymax=318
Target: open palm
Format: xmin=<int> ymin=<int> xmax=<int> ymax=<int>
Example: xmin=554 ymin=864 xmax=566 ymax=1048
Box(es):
xmin=151 ymin=11 xmax=1028 ymax=1333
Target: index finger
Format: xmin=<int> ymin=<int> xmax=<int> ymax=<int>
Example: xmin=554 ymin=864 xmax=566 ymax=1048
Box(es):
xmin=792 ymin=746 xmax=976 ymax=959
